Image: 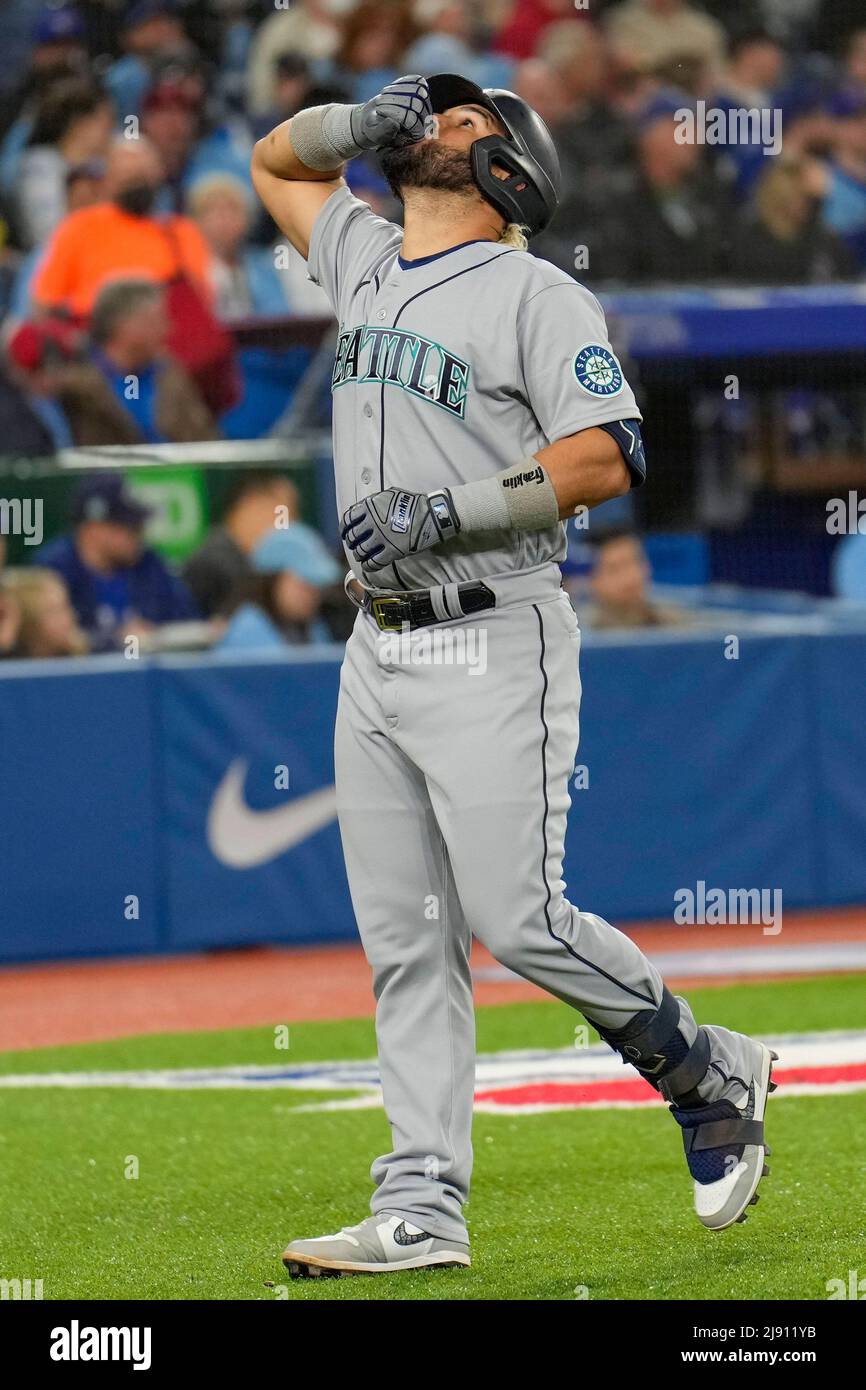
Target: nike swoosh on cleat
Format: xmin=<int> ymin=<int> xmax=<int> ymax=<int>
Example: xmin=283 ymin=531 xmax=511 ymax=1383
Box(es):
xmin=393 ymin=1222 xmax=433 ymax=1246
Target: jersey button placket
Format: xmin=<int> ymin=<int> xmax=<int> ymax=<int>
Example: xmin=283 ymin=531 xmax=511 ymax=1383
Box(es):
xmin=361 ymin=395 xmax=374 ymax=487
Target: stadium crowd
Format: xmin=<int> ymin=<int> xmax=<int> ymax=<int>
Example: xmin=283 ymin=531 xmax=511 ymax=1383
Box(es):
xmin=2 ymin=0 xmax=866 ymax=658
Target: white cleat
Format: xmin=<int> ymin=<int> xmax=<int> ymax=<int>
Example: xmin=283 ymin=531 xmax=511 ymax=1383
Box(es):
xmin=672 ymin=1043 xmax=778 ymax=1231
xmin=282 ymin=1214 xmax=470 ymax=1278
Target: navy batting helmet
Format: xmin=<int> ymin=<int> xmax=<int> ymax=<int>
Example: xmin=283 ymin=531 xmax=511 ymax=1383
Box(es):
xmin=425 ymin=73 xmax=561 ymax=237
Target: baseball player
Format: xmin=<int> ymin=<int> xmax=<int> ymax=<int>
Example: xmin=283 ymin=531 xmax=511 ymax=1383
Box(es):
xmin=251 ymin=74 xmax=777 ymax=1280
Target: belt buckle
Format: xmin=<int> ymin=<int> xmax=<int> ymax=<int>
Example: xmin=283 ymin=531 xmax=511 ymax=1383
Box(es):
xmin=371 ymin=595 xmax=405 ymax=631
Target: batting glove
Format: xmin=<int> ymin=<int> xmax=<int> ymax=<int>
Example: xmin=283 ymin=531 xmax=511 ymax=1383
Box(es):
xmin=349 ymin=75 xmax=435 ymax=153
xmin=341 ymin=488 xmax=460 ymax=572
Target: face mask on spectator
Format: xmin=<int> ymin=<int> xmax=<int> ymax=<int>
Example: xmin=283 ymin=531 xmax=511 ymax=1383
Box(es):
xmin=115 ymin=182 xmax=159 ymax=217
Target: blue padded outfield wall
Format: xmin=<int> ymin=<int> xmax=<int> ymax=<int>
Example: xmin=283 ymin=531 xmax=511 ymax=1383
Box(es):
xmin=0 ymin=623 xmax=864 ymax=964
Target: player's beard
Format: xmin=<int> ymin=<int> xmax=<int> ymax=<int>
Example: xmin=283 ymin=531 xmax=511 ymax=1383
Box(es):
xmin=379 ymin=140 xmax=477 ymax=203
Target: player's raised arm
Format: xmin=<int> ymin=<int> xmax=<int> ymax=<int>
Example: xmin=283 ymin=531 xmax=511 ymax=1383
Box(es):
xmin=250 ymin=120 xmax=344 ymax=260
xmin=251 ymin=75 xmax=433 ymax=261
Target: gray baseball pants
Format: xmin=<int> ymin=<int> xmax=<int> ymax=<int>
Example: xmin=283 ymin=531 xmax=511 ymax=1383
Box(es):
xmin=335 ymin=563 xmax=757 ymax=1242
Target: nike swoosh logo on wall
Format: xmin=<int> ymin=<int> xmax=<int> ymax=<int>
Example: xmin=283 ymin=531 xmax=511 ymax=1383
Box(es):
xmin=207 ymin=759 xmax=338 ymax=869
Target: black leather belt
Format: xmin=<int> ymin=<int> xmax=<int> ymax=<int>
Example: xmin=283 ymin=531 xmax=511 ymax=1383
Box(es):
xmin=347 ymin=578 xmax=496 ymax=632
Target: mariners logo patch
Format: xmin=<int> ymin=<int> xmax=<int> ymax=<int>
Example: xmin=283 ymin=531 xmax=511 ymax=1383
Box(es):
xmin=573 ymin=344 xmax=623 ymax=397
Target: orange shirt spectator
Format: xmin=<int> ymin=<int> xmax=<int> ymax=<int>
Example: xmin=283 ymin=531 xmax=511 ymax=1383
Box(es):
xmin=31 ymin=199 xmax=212 ymax=318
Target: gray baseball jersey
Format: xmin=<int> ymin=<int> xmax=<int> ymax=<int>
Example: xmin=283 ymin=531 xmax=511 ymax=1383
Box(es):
xmin=307 ymin=184 xmax=641 ymax=590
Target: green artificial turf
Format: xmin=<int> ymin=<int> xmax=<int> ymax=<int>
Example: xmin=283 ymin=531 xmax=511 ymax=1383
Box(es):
xmin=0 ymin=976 xmax=864 ymax=1301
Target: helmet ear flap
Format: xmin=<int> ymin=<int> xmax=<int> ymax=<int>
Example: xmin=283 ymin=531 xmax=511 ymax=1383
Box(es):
xmin=470 ymin=135 xmax=546 ymax=234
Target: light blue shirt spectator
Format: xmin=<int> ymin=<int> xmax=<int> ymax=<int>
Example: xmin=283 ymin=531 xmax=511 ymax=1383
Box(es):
xmin=217 ymin=523 xmax=340 ymax=651
xmin=823 ymin=163 xmax=866 ymax=264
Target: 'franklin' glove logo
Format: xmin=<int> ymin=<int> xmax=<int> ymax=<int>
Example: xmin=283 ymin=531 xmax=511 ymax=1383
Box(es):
xmin=390 ymin=492 xmax=414 ymax=533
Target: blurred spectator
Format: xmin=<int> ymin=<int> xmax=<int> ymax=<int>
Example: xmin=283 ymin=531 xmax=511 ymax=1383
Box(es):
xmin=578 ymin=529 xmax=693 ymax=629
xmin=810 ymin=0 xmax=866 ymax=60
xmin=4 ymin=315 xmax=83 ymax=446
xmin=604 ymin=0 xmax=726 ymax=82
xmin=66 ymin=157 xmax=107 ymax=212
xmin=11 ymin=156 xmax=108 ymax=298
xmin=217 ymin=523 xmax=340 ymax=651
xmin=74 ymin=0 xmax=128 ymax=59
xmin=0 ymin=2 xmax=56 ymax=102
xmin=246 ymin=0 xmax=344 ymax=117
xmin=840 ymin=28 xmax=866 ymax=100
xmin=0 ymin=566 xmax=88 ymax=657
xmin=15 ymin=79 xmax=114 ymax=249
xmin=700 ymin=1 xmax=772 ymax=43
xmin=188 ymin=173 xmax=291 ymax=317
xmin=720 ymin=26 xmax=787 ymax=105
xmin=590 ymin=95 xmax=733 ymax=284
xmin=104 ymin=1 xmax=192 ymax=119
xmin=183 ymin=471 xmax=301 ymax=618
xmin=42 ymin=278 xmax=218 ymax=445
xmin=538 ymin=20 xmax=610 ymax=114
xmin=492 ymin=0 xmax=581 ymax=63
xmin=0 ymin=352 xmax=58 ymax=453
xmin=250 ymin=53 xmax=316 ymax=140
xmin=831 ymin=533 xmax=866 ymax=602
xmin=324 ymin=0 xmax=418 ymax=104
xmin=0 ymin=592 xmax=22 ymax=658
xmin=711 ymin=27 xmax=787 ymax=196
xmin=30 ymin=136 xmax=212 ymax=318
xmin=731 ymin=157 xmax=857 ymax=284
xmin=199 ymin=0 xmax=258 ymax=115
xmin=9 ymin=157 xmax=107 ymax=322
xmin=139 ymin=71 xmax=254 ymax=213
xmin=1 ymin=6 xmax=90 ymax=126
xmin=140 ymin=78 xmax=202 ymax=206
xmin=0 ymin=537 xmax=23 ymax=657
xmin=511 ymin=58 xmax=571 ymax=130
xmin=403 ymin=0 xmax=514 ymax=90
xmin=812 ymin=89 xmax=866 ymax=268
xmin=0 ymin=5 xmax=91 ymax=197
xmin=36 ymin=473 xmax=198 ymax=646
xmin=533 ymin=22 xmax=636 ymax=273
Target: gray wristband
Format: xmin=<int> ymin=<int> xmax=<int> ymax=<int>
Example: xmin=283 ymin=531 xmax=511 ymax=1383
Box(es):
xmin=289 ymin=103 xmax=365 ymax=171
xmin=446 ymin=460 xmax=560 ymax=535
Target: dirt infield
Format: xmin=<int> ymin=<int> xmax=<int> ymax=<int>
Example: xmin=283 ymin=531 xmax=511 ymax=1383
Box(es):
xmin=1 ymin=908 xmax=864 ymax=1051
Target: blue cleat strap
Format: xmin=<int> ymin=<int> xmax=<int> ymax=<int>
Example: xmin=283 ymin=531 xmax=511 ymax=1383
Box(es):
xmin=682 ymin=1118 xmax=765 ymax=1152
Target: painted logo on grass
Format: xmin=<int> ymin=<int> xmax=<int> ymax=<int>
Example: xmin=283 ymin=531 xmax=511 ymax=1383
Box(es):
xmin=2 ymin=1032 xmax=865 ymax=1114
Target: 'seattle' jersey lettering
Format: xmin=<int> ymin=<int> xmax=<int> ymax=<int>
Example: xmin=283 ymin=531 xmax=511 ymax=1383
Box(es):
xmin=333 ymin=326 xmax=471 ymax=418
xmin=306 ymin=185 xmax=642 ymax=591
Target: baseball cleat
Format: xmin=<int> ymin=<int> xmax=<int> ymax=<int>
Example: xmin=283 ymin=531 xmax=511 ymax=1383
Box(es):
xmin=281 ymin=1214 xmax=470 ymax=1278
xmin=671 ymin=1043 xmax=778 ymax=1232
